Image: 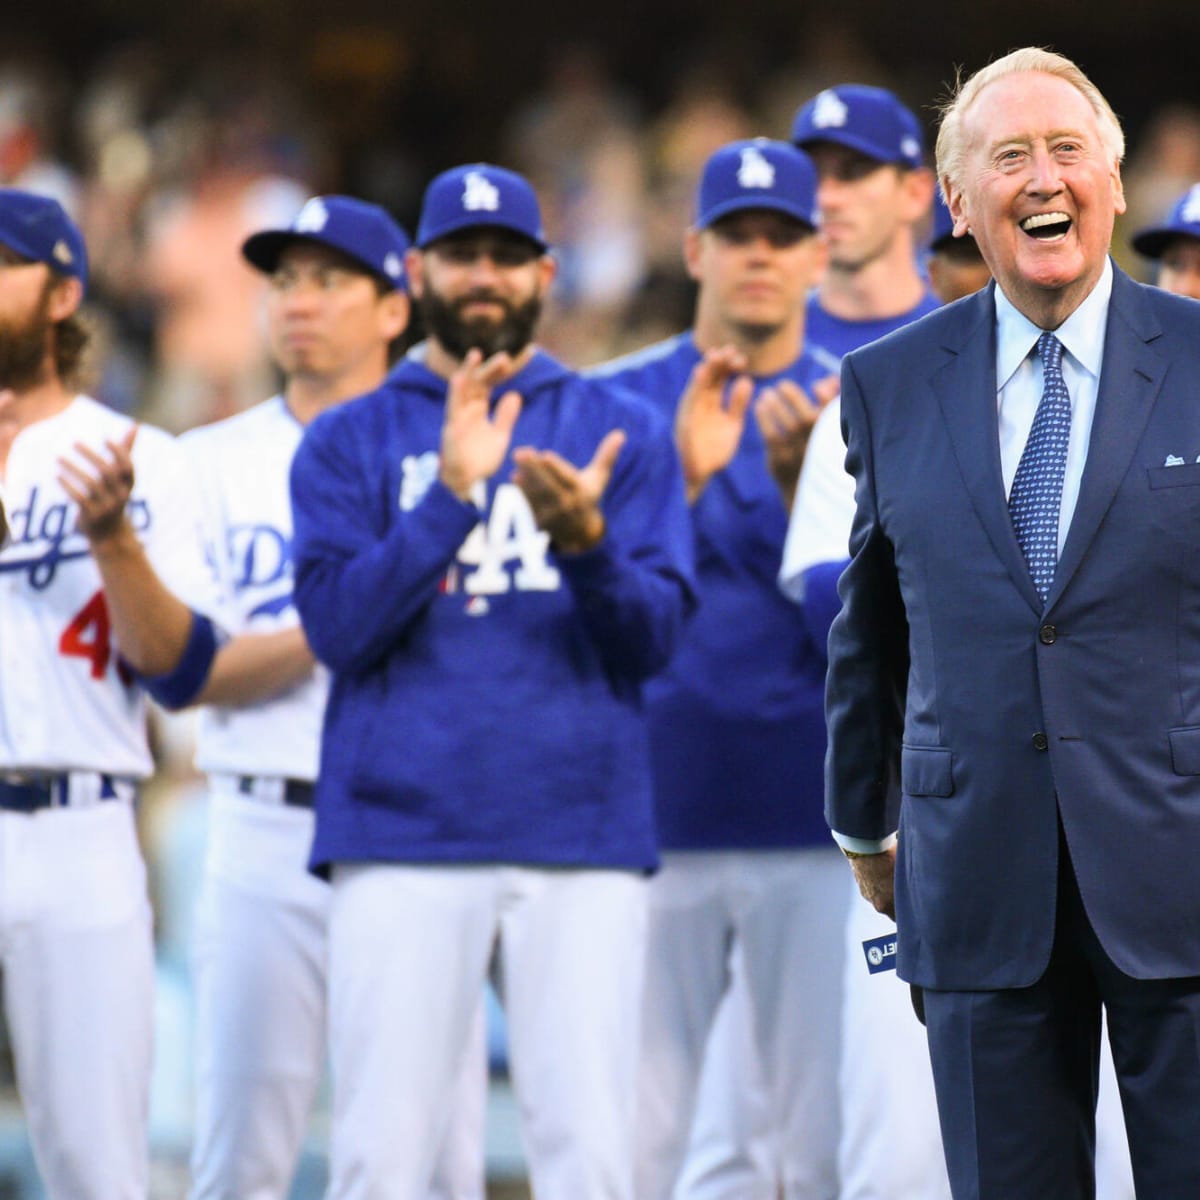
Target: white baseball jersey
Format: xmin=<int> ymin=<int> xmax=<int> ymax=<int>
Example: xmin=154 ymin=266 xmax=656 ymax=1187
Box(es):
xmin=0 ymin=396 xmax=216 ymax=776
xmin=778 ymin=395 xmax=855 ymax=601
xmin=182 ymin=395 xmax=327 ymax=781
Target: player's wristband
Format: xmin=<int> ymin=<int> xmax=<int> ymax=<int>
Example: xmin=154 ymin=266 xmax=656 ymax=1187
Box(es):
xmin=135 ymin=611 xmax=219 ymax=709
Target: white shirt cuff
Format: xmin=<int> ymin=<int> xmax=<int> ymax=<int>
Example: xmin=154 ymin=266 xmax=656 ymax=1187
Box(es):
xmin=831 ymin=830 xmax=898 ymax=855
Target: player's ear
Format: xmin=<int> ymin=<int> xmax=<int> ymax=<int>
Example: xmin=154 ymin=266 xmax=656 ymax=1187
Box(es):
xmin=47 ymin=275 xmax=83 ymax=322
xmin=404 ymin=248 xmax=425 ymax=299
xmin=901 ymin=166 xmax=936 ymax=225
xmin=379 ymin=290 xmax=410 ymax=342
xmin=683 ymin=227 xmax=703 ymax=282
xmin=535 ymin=251 xmax=556 ymax=293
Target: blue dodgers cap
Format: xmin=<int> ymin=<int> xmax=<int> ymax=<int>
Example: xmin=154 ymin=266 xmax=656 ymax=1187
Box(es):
xmin=791 ymin=85 xmax=925 ymax=169
xmin=241 ymin=195 xmax=410 ymax=290
xmin=1131 ymin=183 xmax=1200 ymax=259
xmin=416 ymin=163 xmax=549 ymax=252
xmin=0 ymin=188 xmax=87 ymax=290
xmin=696 ymin=139 xmax=819 ymax=231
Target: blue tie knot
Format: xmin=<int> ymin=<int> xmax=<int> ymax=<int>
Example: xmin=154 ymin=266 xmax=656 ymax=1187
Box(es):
xmin=1038 ymin=331 xmax=1064 ymax=378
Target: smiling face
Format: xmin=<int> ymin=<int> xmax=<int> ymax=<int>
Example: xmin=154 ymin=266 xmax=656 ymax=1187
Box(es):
xmin=944 ymin=71 xmax=1125 ymax=328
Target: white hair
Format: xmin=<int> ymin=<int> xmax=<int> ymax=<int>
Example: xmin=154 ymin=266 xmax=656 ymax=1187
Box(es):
xmin=936 ymin=47 xmax=1125 ymax=196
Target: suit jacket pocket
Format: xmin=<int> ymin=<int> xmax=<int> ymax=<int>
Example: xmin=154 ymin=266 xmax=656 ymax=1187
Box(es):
xmin=1147 ymin=464 xmax=1200 ymax=489
xmin=901 ymin=745 xmax=955 ymax=797
xmin=1168 ymin=726 xmax=1200 ymax=774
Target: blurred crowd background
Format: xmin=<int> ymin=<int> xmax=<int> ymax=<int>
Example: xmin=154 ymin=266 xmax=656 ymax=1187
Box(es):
xmin=7 ymin=5 xmax=1200 ymax=435
xmin=2 ymin=3 xmax=1199 ymax=1195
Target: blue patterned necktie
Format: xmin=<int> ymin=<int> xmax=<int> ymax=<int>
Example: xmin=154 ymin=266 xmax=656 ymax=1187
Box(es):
xmin=1008 ymin=332 xmax=1071 ymax=605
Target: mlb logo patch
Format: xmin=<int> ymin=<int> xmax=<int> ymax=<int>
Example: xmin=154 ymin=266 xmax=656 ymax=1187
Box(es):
xmin=463 ymin=171 xmax=501 ymax=213
xmin=1183 ymin=183 xmax=1200 ymax=224
xmin=737 ymin=146 xmax=776 ymax=190
xmin=812 ymin=89 xmax=849 ymax=129
xmin=862 ymin=933 xmax=898 ymax=974
xmin=294 ymin=198 xmax=330 ymax=233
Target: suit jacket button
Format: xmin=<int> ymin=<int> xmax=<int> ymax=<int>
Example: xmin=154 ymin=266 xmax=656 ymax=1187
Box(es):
xmin=1039 ymin=624 xmax=1057 ymax=645
xmin=1032 ymin=732 xmax=1049 ymax=751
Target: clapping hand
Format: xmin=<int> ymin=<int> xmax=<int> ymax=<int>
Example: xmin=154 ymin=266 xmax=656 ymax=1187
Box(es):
xmin=439 ymin=349 xmax=524 ymax=501
xmin=513 ymin=430 xmax=626 ymax=555
xmin=674 ymin=346 xmax=754 ymax=504
xmin=755 ymin=372 xmax=838 ymax=510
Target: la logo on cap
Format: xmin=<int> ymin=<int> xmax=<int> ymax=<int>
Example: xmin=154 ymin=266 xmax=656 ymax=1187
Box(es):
xmin=1183 ymin=184 xmax=1200 ymax=224
xmin=52 ymin=240 xmax=73 ymax=266
xmin=737 ymin=147 xmax=776 ymax=190
xmin=812 ymin=90 xmax=849 ymax=129
xmin=463 ymin=171 xmax=500 ymax=213
xmin=294 ymin=198 xmax=330 ymax=233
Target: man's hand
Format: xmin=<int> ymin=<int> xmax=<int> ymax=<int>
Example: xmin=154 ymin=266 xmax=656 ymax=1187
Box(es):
xmin=57 ymin=426 xmax=138 ymax=546
xmin=847 ymin=846 xmax=898 ymax=921
xmin=754 ymin=372 xmax=838 ymax=510
xmin=675 ymin=346 xmax=754 ymax=504
xmin=439 ymin=348 xmax=523 ymax=501
xmin=512 ymin=429 xmax=625 ymax=555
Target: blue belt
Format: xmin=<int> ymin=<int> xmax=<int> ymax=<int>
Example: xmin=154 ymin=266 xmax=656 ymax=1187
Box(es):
xmin=0 ymin=774 xmax=118 ymax=812
xmin=237 ymin=777 xmax=316 ymax=808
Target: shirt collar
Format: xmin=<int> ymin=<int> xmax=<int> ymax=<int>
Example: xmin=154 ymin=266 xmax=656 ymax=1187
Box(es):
xmin=994 ymin=256 xmax=1113 ymax=390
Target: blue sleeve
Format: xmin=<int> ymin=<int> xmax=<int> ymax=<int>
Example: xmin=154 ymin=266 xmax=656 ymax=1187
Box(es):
xmin=824 ymin=357 xmax=907 ymax=840
xmin=800 ymin=558 xmax=849 ymax=665
xmin=290 ymin=414 xmax=480 ymax=677
xmin=133 ymin=612 xmax=219 ymax=710
xmin=556 ymin=414 xmax=696 ymax=683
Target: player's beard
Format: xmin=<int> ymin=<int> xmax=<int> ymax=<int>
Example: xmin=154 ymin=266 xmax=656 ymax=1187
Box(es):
xmin=418 ymin=285 xmax=542 ymax=361
xmin=0 ymin=281 xmax=55 ymax=391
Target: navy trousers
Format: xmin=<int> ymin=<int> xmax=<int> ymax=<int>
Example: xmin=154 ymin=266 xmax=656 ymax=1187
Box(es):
xmin=922 ymin=825 xmax=1200 ymax=1200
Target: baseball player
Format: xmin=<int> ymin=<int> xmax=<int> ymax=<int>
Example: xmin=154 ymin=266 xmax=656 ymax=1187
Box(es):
xmin=289 ymin=163 xmax=695 ymax=1200
xmin=0 ymin=188 xmax=218 ymax=1198
xmin=926 ymin=189 xmax=992 ymax=305
xmin=179 ymin=195 xmax=486 ymax=1199
xmin=1130 ymin=181 xmax=1200 ymax=300
xmin=592 ymin=139 xmax=844 ymax=1200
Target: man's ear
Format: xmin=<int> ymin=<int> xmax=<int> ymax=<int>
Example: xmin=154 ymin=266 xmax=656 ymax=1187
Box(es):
xmin=683 ymin=226 xmax=704 ymax=283
xmin=943 ymin=176 xmax=971 ymax=237
xmin=380 ymin=291 xmax=411 ymax=343
xmin=902 ymin=166 xmax=937 ymax=225
xmin=47 ymin=275 xmax=84 ymax=322
xmin=404 ymin=248 xmax=425 ymax=299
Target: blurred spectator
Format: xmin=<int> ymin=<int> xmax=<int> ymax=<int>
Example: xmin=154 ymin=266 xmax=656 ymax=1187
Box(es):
xmin=141 ymin=70 xmax=313 ymax=430
xmin=0 ymin=63 xmax=80 ymax=215
xmin=1130 ymin=181 xmax=1200 ymax=301
xmin=1117 ymin=104 xmax=1200 ymax=277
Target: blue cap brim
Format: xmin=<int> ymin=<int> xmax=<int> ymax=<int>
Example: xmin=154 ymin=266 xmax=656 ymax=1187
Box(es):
xmin=241 ymin=229 xmax=403 ymax=286
xmin=794 ymin=127 xmax=913 ymax=168
xmin=698 ymin=198 xmax=816 ymax=231
xmin=1131 ymin=226 xmax=1200 ymax=259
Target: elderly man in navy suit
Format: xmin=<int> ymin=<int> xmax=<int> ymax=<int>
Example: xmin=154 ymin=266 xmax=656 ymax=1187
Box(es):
xmin=826 ymin=46 xmax=1200 ymax=1199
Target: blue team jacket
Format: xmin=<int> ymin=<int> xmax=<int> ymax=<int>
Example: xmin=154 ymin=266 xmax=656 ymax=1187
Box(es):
xmin=290 ymin=348 xmax=695 ymax=873
xmin=598 ymin=333 xmax=835 ymax=850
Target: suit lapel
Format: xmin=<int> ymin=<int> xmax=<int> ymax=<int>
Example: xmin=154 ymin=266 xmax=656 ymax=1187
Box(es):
xmin=1047 ymin=269 xmax=1166 ymax=608
xmin=933 ymin=285 xmax=1043 ymax=613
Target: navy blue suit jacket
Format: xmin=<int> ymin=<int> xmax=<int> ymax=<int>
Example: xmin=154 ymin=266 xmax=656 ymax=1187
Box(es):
xmin=826 ymin=264 xmax=1200 ymax=990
